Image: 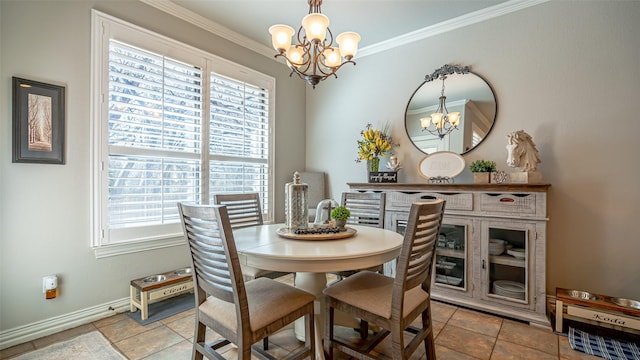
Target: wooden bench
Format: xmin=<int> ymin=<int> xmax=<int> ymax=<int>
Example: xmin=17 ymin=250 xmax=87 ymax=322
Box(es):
xmin=555 ymin=287 xmax=640 ymax=336
xmin=130 ymin=268 xmax=194 ymax=320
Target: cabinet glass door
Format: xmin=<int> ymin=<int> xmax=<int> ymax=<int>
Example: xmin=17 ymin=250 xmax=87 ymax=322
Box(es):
xmin=485 ymin=224 xmax=530 ymax=304
xmin=434 ymin=223 xmax=468 ymax=291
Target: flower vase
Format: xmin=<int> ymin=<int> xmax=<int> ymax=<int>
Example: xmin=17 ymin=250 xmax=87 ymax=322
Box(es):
xmin=368 ymin=157 xmax=380 ymax=172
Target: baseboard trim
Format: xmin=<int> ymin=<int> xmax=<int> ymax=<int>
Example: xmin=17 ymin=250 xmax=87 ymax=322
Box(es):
xmin=0 ymin=297 xmax=130 ymax=350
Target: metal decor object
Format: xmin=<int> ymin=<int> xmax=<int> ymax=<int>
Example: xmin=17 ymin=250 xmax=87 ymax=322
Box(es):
xmin=285 ymin=171 xmax=309 ymax=229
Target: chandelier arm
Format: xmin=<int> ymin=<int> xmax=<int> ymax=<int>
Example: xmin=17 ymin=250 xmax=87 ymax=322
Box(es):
xmin=273 ymin=51 xmax=312 ymax=72
xmin=296 ymin=25 xmax=306 ymax=46
xmin=323 ymin=58 xmax=356 ymax=75
xmin=325 ymin=27 xmax=334 ymax=48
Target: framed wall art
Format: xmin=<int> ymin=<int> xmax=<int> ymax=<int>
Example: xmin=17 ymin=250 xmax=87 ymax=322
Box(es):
xmin=12 ymin=77 xmax=66 ymax=164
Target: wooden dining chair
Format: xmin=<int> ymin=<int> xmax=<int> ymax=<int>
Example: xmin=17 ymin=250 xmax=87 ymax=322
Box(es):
xmin=178 ymin=202 xmax=316 ymax=360
xmin=212 ymin=193 xmax=289 ymax=281
xmin=332 ymin=192 xmax=387 ymax=279
xmin=323 ymin=199 xmax=445 ymax=360
xmin=343 ymin=191 xmax=386 ymax=228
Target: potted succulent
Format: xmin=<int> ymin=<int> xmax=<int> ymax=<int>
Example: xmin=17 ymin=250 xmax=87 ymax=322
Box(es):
xmin=331 ymin=206 xmax=351 ymax=230
xmin=469 ymin=160 xmax=497 ymax=184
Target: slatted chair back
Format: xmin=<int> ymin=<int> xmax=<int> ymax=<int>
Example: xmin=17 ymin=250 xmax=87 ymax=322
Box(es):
xmin=341 ymin=192 xmax=386 ymax=228
xmin=394 ymin=199 xmax=445 ymax=306
xmin=213 ymin=193 xmax=263 ymax=229
xmin=177 ymin=203 xmax=246 ymax=320
xmin=213 ymin=193 xmax=288 ymax=283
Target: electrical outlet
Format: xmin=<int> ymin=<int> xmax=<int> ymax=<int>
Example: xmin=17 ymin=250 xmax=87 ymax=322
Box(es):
xmin=43 ymin=275 xmax=58 ymax=299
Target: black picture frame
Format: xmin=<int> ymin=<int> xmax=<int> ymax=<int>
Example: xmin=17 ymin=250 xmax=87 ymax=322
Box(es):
xmin=12 ymin=77 xmax=66 ymax=164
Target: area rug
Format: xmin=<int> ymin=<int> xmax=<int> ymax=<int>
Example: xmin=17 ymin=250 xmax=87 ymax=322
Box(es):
xmin=125 ymin=292 xmax=194 ymax=325
xmin=13 ymin=331 xmax=125 ymax=360
xmin=569 ymin=326 xmax=640 ymax=360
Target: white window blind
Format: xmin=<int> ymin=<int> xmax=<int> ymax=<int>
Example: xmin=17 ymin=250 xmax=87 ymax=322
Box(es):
xmin=92 ymin=11 xmax=275 ymax=256
xmin=108 ymin=40 xmax=202 ymax=230
xmin=209 ymin=73 xmax=270 ymax=214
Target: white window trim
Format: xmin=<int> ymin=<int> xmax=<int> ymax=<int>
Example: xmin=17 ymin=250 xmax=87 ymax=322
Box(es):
xmin=90 ymin=10 xmax=275 ymax=258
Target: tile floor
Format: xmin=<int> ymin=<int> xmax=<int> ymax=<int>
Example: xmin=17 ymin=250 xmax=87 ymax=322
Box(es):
xmin=1 ymin=274 xmax=601 ymax=360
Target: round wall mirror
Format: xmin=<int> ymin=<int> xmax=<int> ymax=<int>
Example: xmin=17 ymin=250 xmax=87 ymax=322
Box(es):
xmin=405 ymin=65 xmax=497 ymax=155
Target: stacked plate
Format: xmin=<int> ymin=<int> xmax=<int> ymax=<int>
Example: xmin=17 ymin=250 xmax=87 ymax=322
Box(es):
xmin=436 ymin=274 xmax=463 ymax=286
xmin=493 ymin=280 xmax=525 ymax=300
xmin=507 ymin=248 xmax=526 ymax=259
xmin=489 ymin=239 xmax=506 ymax=255
xmin=435 ymin=261 xmax=456 ymax=270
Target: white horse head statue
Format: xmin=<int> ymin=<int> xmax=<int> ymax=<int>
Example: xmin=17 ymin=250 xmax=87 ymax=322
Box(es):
xmin=506 ymin=130 xmax=541 ymax=172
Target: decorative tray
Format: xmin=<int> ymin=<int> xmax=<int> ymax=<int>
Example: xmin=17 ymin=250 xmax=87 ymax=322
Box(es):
xmin=417 ymin=151 xmax=465 ymax=180
xmin=276 ymin=227 xmax=357 ymax=241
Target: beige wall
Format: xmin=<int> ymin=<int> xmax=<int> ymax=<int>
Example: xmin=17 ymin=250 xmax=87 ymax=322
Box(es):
xmin=306 ymin=1 xmax=640 ymax=300
xmin=0 ymin=0 xmax=306 ymax=336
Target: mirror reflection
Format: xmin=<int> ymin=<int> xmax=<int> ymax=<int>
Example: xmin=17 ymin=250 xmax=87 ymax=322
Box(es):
xmin=405 ymin=66 xmax=497 ymax=155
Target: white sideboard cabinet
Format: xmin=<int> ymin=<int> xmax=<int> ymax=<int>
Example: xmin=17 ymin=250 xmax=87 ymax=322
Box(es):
xmin=348 ymin=183 xmax=550 ymax=327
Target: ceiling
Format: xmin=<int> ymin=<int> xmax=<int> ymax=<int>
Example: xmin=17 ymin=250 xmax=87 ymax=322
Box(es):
xmin=142 ymin=0 xmax=543 ymax=58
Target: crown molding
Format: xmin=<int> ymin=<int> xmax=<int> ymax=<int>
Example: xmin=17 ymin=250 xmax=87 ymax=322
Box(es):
xmin=139 ymin=0 xmax=276 ymax=59
xmin=358 ymin=0 xmax=549 ymax=58
xmin=141 ymin=0 xmax=548 ymax=62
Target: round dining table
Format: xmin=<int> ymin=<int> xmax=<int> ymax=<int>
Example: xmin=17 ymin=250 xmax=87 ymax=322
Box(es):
xmin=232 ymin=223 xmax=403 ymax=359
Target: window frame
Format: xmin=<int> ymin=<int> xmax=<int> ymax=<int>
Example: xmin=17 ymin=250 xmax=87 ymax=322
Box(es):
xmin=90 ymin=10 xmax=275 ymax=258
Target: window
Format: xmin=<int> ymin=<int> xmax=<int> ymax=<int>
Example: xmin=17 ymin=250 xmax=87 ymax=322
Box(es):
xmin=91 ymin=11 xmax=274 ymax=257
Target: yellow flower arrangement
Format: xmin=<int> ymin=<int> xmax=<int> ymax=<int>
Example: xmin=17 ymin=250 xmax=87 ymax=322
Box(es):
xmin=356 ymin=124 xmax=393 ymax=172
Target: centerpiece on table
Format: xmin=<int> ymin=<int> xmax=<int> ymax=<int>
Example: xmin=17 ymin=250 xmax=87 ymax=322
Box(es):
xmin=331 ymin=206 xmax=351 ymax=230
xmin=356 ymin=123 xmax=397 ymax=183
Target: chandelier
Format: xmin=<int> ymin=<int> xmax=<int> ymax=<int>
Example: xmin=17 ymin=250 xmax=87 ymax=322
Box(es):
xmin=420 ymin=75 xmax=461 ymax=139
xmin=269 ymin=0 xmax=360 ymax=88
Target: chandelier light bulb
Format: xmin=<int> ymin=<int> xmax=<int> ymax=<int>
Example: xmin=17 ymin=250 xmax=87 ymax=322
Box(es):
xmin=420 ymin=117 xmax=431 ymax=128
xmin=336 ymin=32 xmax=361 ymax=58
xmin=431 ymin=113 xmax=444 ymax=127
xmin=302 ymin=13 xmax=329 ymax=42
xmin=287 ymin=46 xmax=305 ymax=67
xmin=448 ymin=112 xmax=461 ymax=127
xmin=323 ymin=47 xmax=341 ymax=67
xmin=269 ymin=25 xmax=294 ymax=52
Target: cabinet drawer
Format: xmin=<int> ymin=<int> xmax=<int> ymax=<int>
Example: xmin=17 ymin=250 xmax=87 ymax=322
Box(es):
xmin=386 ymin=191 xmax=473 ymax=211
xmin=479 ymin=193 xmax=538 ymax=215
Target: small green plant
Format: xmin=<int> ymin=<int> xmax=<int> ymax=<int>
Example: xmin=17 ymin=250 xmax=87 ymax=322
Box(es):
xmin=331 ymin=206 xmax=351 ymax=220
xmin=469 ymin=160 xmax=497 ymax=173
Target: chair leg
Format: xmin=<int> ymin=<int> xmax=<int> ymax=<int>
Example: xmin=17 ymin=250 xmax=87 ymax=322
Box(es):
xmin=324 ymin=305 xmax=335 ymax=359
xmin=306 ymin=311 xmax=316 ymax=360
xmin=194 ymin=321 xmax=206 ymax=360
xmin=263 ymin=337 xmax=269 ymax=350
xmin=359 ymin=319 xmax=369 ymax=340
xmin=390 ymin=324 xmax=406 ymax=360
xmin=422 ymin=309 xmax=436 ymax=359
